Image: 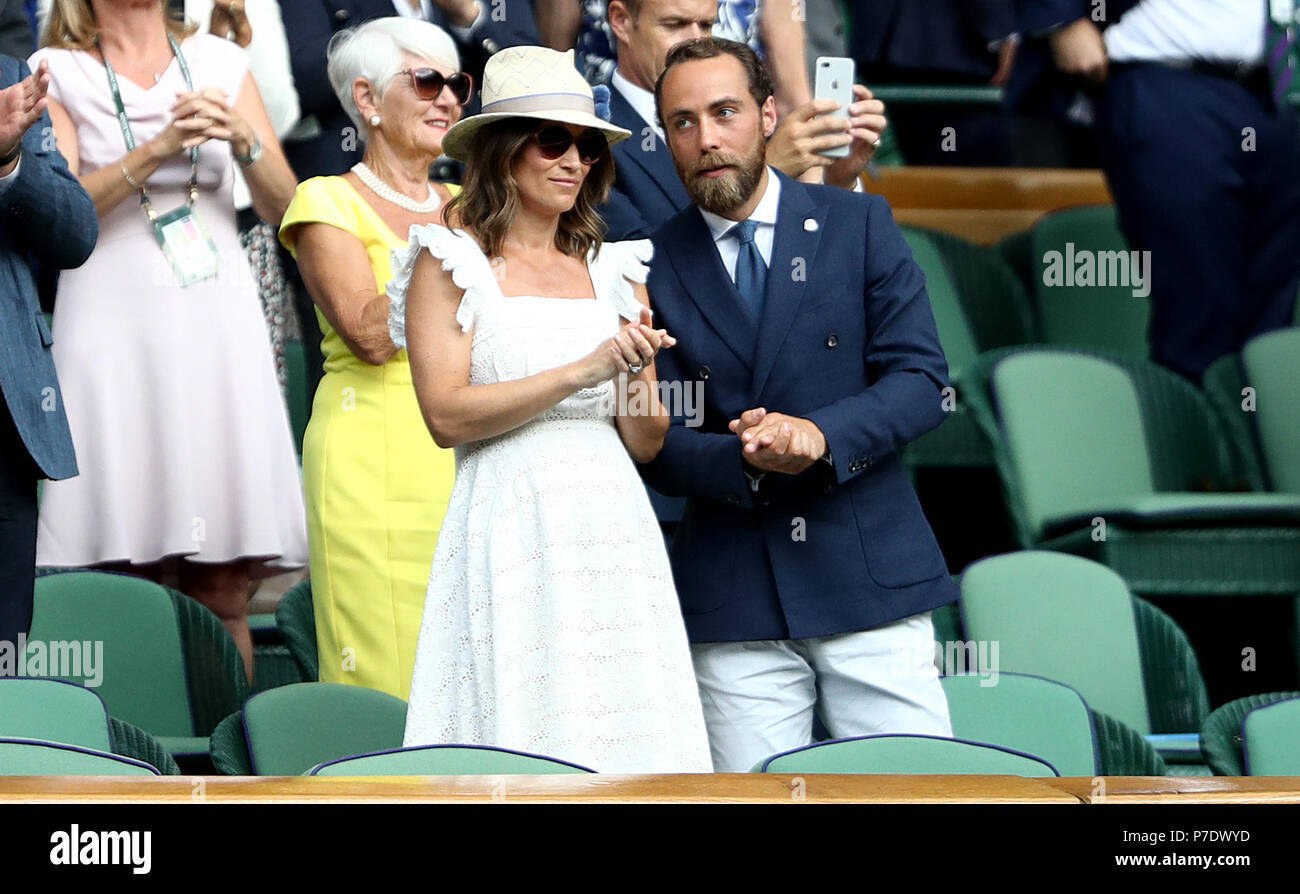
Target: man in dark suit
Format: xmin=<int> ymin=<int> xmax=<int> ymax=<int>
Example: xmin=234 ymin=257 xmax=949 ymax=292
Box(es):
xmin=1014 ymin=0 xmax=1300 ymax=381
xmin=600 ymin=0 xmax=887 ymax=241
xmin=639 ymin=37 xmax=956 ymax=771
xmin=0 ymin=55 xmax=97 ymax=650
xmin=279 ymin=0 xmax=539 ymax=180
xmin=848 ymin=0 xmax=1017 ymax=165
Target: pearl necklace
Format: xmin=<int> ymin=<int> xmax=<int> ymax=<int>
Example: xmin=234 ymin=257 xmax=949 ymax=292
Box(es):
xmin=351 ymin=162 xmax=441 ymax=214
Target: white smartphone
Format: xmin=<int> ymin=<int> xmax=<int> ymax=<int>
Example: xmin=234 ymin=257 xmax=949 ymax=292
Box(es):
xmin=813 ymin=56 xmax=856 ymax=159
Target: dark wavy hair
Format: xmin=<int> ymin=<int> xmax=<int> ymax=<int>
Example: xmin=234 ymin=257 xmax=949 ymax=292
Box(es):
xmin=444 ymin=118 xmax=616 ymax=260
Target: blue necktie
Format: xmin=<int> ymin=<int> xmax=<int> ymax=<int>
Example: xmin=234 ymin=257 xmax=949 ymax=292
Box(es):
xmin=731 ymin=219 xmax=767 ymax=323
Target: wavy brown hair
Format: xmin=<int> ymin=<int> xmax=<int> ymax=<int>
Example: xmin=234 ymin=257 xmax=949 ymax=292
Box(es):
xmin=444 ymin=118 xmax=615 ymax=260
xmin=44 ymin=0 xmax=197 ymax=51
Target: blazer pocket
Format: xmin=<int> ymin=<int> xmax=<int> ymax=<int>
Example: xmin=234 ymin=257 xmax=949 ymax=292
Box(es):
xmin=34 ymin=311 xmax=54 ymax=347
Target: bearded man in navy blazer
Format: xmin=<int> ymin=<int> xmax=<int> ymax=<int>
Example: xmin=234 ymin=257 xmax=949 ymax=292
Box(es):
xmin=638 ymin=37 xmax=955 ymax=772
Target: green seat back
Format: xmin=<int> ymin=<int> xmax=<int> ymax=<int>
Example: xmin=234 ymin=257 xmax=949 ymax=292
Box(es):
xmin=992 ymin=351 xmax=1154 ymax=539
xmin=0 ymin=738 xmax=159 ymax=776
xmin=275 ymin=579 xmax=318 ymax=681
xmin=903 ymin=228 xmax=980 ymax=379
xmin=926 ymin=228 xmax=1037 ymax=348
xmin=1242 ymin=697 xmax=1300 ymax=776
xmin=1200 ymin=691 xmax=1300 ymax=775
xmin=30 ymin=572 xmax=194 ymax=736
xmin=1199 ymin=353 xmax=1269 ymax=491
xmin=310 ymin=744 xmax=594 ymax=776
xmin=961 ymin=551 xmax=1152 ymax=734
xmin=941 ymin=673 xmax=1098 ymax=776
xmin=0 ymin=678 xmax=112 ymax=752
xmin=1030 ymin=205 xmax=1150 ymax=357
xmin=1243 ymin=328 xmax=1300 ymax=493
xmin=757 ymin=734 xmax=1059 ymax=776
xmin=241 ymin=682 xmax=408 ymax=776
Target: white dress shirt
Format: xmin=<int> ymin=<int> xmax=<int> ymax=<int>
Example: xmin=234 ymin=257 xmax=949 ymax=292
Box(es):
xmin=698 ymin=166 xmax=781 ymax=281
xmin=611 ymin=69 xmax=664 ymax=141
xmin=1105 ymin=0 xmax=1267 ymax=66
xmin=0 ymin=155 xmax=20 ymax=194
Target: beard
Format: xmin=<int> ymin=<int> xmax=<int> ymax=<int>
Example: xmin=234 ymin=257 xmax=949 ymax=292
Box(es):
xmin=676 ymin=141 xmax=766 ymax=216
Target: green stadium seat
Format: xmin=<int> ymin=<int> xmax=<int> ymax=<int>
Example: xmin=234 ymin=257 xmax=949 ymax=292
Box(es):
xmin=755 ymin=734 xmax=1059 ymax=776
xmin=0 ymin=677 xmax=112 ymax=752
xmin=1242 ymin=328 xmax=1300 ymax=494
xmin=210 ymin=682 xmax=407 ymax=776
xmin=941 ymin=673 xmax=1097 ymax=776
xmin=1241 ymin=696 xmax=1300 ymax=775
xmin=1201 ymin=353 xmax=1270 ymax=492
xmin=31 ymin=571 xmax=249 ymax=762
xmin=1029 ymin=204 xmax=1150 ymax=357
xmin=967 ymin=349 xmax=1300 ymax=596
xmin=961 ymin=552 xmax=1208 ymax=768
xmin=899 ymin=228 xmax=986 ymax=469
xmin=309 ymin=744 xmax=594 ymax=776
xmin=1200 ymin=691 xmax=1300 ymax=775
xmin=0 ymin=738 xmax=160 ymax=776
xmin=275 ymin=578 xmax=318 ymax=682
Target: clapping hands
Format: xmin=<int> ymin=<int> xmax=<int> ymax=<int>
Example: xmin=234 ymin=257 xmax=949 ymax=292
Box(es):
xmin=0 ymin=60 xmax=51 ymax=166
xmin=729 ymin=407 xmax=828 ymax=475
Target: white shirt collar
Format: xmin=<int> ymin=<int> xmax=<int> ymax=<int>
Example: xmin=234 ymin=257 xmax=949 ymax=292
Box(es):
xmin=611 ymin=68 xmax=660 ymax=132
xmin=698 ymin=167 xmax=782 ymax=243
xmin=392 ymin=0 xmax=431 ymax=19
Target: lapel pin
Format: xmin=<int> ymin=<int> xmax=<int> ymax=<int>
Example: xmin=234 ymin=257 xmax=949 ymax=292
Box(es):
xmin=804 ymin=218 xmax=818 ymax=232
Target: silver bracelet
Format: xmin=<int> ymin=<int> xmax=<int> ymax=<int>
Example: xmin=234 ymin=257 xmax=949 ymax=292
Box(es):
xmin=120 ymin=161 xmax=142 ymax=189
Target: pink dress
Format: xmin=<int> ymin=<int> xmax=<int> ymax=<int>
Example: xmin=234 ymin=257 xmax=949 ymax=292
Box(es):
xmin=31 ymin=35 xmax=307 ymax=574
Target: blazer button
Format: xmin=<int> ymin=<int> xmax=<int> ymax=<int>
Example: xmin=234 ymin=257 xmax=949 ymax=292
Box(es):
xmin=333 ymin=8 xmax=350 ymax=21
xmin=825 ymin=334 xmax=838 ymax=348
xmin=483 ymin=38 xmax=500 ymax=54
xmin=698 ymin=365 xmax=710 ymax=380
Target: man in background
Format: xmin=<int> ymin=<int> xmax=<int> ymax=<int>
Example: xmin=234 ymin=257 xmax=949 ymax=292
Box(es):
xmin=0 ymin=54 xmax=97 ymax=651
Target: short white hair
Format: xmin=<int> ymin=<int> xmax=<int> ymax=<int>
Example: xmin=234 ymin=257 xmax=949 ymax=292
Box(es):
xmin=327 ymin=17 xmax=461 ymax=132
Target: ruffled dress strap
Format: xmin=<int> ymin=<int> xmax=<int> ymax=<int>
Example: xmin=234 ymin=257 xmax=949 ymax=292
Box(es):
xmin=387 ymin=224 xmax=499 ymax=349
xmin=598 ymin=239 xmax=654 ymax=323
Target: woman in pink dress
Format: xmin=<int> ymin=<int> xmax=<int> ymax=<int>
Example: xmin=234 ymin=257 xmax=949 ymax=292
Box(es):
xmin=32 ymin=0 xmax=306 ymax=681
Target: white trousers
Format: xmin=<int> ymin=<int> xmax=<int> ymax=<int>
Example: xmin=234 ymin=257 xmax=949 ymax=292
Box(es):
xmin=690 ymin=612 xmax=953 ymax=772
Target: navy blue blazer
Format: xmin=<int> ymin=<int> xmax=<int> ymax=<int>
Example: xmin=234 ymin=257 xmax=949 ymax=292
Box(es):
xmin=280 ymin=0 xmax=539 ymax=178
xmin=601 ymin=84 xmax=691 ymax=242
xmin=638 ymin=172 xmax=958 ymax=643
xmin=0 ymin=55 xmax=97 ymax=480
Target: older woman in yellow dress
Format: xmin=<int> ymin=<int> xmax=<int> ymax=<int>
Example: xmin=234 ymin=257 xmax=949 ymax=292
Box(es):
xmin=278 ymin=17 xmax=466 ymax=699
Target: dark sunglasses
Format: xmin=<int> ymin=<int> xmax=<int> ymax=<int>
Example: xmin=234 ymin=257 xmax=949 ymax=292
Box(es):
xmin=399 ymin=68 xmax=474 ymax=105
xmin=533 ymin=124 xmax=608 ymax=164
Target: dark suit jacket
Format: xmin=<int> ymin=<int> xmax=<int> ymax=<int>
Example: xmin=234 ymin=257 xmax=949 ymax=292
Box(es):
xmin=279 ymin=0 xmax=538 ymax=179
xmin=849 ymin=0 xmax=1015 ymax=79
xmin=0 ymin=55 xmax=98 ymax=480
xmin=638 ymin=171 xmax=958 ymax=643
xmin=601 ymin=84 xmax=691 ymax=241
xmin=0 ymin=1 xmax=31 ymax=61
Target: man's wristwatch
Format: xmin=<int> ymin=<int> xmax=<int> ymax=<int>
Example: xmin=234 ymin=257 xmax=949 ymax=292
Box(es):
xmin=233 ymin=133 xmax=263 ymax=167
xmin=0 ymin=143 xmax=21 ymax=168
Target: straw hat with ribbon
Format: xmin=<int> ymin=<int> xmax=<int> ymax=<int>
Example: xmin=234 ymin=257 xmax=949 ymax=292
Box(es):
xmin=441 ymin=46 xmax=632 ymax=161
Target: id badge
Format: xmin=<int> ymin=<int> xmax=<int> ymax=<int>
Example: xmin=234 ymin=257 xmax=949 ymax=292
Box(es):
xmin=152 ymin=205 xmax=221 ymax=286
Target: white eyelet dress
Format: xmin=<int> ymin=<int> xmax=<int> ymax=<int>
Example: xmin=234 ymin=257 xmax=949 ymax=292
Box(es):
xmin=387 ymin=225 xmax=713 ymax=773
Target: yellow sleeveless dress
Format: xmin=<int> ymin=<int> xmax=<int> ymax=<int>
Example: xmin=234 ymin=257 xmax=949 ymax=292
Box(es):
xmin=280 ymin=176 xmax=457 ymax=700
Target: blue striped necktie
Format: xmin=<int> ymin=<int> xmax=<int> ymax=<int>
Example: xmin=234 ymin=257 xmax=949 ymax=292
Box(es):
xmin=731 ymin=218 xmax=767 ymax=323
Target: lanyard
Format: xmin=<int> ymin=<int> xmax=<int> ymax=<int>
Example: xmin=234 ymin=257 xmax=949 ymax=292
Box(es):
xmin=102 ymin=34 xmax=198 ymax=221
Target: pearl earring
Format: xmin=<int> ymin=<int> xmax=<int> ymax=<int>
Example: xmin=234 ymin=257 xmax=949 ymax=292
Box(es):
xmin=369 ymin=114 xmax=382 ymax=127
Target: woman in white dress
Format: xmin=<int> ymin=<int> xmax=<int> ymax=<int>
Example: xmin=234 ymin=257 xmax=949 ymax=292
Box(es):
xmin=388 ymin=46 xmax=712 ymax=773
